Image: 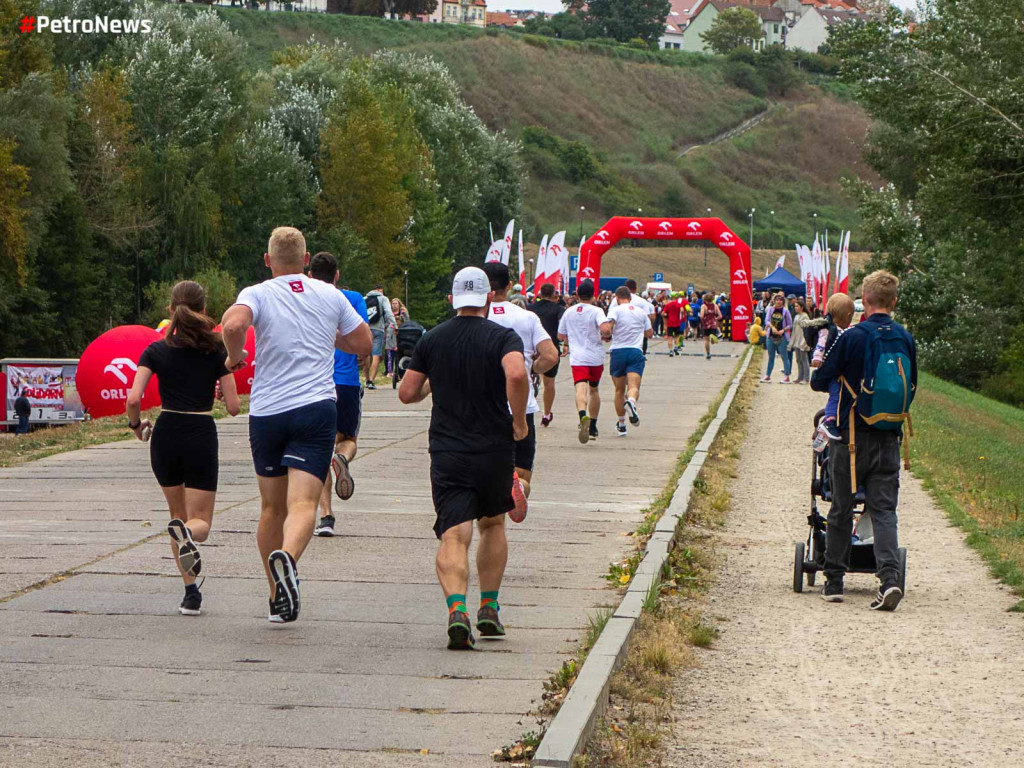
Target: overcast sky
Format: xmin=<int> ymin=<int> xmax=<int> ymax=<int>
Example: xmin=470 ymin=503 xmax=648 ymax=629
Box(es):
xmin=490 ymin=0 xmax=917 ymax=12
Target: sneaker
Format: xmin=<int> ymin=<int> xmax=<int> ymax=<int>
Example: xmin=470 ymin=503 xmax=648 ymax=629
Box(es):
xmin=179 ymin=588 xmax=202 ymax=616
xmin=168 ymin=519 xmax=201 ymax=578
xmin=267 ymin=550 xmax=300 ymax=623
xmin=577 ymin=415 xmax=591 ymax=445
xmin=541 ymin=413 xmax=553 ymax=428
xmin=531 ymin=373 xmax=541 ymax=398
xmin=819 ymin=420 xmax=840 ymax=441
xmin=760 ymin=376 xmax=771 ymax=383
xmin=589 ymin=422 xmax=599 ymax=440
xmin=447 ymin=610 xmax=476 ymax=650
xmin=706 ymin=353 xmax=712 ymax=360
xmin=509 ymin=472 xmax=528 ymax=523
xmin=780 ymin=376 xmax=791 ymax=384
xmin=314 ymin=515 xmax=336 ymax=537
xmin=625 ymin=399 xmax=640 ymax=426
xmin=615 ymin=422 xmax=627 ymax=437
xmin=821 ymin=580 xmax=844 ymax=603
xmin=332 ymin=453 xmax=354 ymax=501
xmin=476 ymin=605 xmax=505 ymax=638
xmin=869 ymin=583 xmax=903 ymax=611
xmin=709 ymin=333 xmax=719 ymax=344
xmin=365 ymin=381 xmax=376 ymax=390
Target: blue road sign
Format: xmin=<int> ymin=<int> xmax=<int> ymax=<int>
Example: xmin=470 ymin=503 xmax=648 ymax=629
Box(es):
xmin=687 ymin=283 xmax=695 ymax=295
xmin=653 ymin=272 xmax=664 ymax=281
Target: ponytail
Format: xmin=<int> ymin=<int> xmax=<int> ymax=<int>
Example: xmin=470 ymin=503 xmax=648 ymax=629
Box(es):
xmin=164 ymin=280 xmax=223 ymax=354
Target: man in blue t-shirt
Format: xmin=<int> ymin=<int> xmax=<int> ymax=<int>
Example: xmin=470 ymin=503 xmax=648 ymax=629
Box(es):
xmin=309 ymin=252 xmax=369 ymax=537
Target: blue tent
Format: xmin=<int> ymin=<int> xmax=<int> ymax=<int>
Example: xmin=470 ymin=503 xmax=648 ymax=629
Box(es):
xmin=753 ymin=266 xmax=805 ymax=296
xmin=567 ymin=276 xmax=627 ymax=294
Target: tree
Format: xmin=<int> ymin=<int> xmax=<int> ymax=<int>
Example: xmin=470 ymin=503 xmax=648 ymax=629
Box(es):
xmin=701 ymin=7 xmax=764 ymax=54
xmin=0 ymin=139 xmax=29 ymax=281
xmin=583 ymin=0 xmax=671 ymax=46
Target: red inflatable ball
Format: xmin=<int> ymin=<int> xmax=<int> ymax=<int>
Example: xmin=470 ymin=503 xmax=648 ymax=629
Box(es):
xmin=213 ymin=324 xmax=256 ymax=396
xmin=77 ymin=325 xmax=162 ymax=419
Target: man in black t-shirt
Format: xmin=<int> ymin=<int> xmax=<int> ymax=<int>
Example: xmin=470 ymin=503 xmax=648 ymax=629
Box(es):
xmin=528 ymin=283 xmax=566 ymax=427
xmin=399 ymin=266 xmax=529 ymax=650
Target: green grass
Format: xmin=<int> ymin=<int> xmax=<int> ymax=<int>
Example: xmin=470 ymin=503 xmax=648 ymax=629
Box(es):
xmin=910 ymin=372 xmax=1024 ymax=610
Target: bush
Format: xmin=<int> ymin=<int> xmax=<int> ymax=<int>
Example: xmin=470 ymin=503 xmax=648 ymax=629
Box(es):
xmin=627 ymin=37 xmax=650 ymax=50
xmin=143 ymin=267 xmax=238 ymax=327
xmin=723 ymin=60 xmax=766 ymax=96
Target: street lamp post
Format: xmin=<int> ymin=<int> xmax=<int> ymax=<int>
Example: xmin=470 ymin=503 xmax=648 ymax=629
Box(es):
xmin=579 ymin=206 xmax=585 ymax=242
xmin=748 ymin=208 xmax=755 ymax=254
xmin=770 ymin=210 xmax=776 ymax=249
xmin=404 ymin=269 xmax=409 ymax=310
xmin=528 ymin=258 xmax=534 ymax=289
xmin=704 ymin=207 xmax=711 ymax=267
xmin=634 ymin=207 xmax=642 ymax=247
xmin=812 ymin=212 xmax=818 ymax=241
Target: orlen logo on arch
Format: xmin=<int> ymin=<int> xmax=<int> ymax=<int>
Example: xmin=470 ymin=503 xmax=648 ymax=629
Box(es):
xmin=684 ymin=221 xmax=703 ymax=238
xmin=719 ymin=231 xmax=736 ymax=248
xmin=592 ymin=230 xmax=612 ymax=246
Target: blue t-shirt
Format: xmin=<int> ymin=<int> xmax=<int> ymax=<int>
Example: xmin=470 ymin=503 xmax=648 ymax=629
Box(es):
xmin=334 ymin=289 xmax=369 ymax=387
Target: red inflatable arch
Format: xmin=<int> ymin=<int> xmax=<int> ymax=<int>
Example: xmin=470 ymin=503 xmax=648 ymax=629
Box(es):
xmin=577 ymin=217 xmax=754 ymax=341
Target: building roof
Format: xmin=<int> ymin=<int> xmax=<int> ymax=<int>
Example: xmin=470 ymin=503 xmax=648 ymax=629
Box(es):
xmin=815 ymin=7 xmax=867 ymax=24
xmin=704 ymin=0 xmax=784 ymax=21
xmin=487 ymin=11 xmax=521 ymax=26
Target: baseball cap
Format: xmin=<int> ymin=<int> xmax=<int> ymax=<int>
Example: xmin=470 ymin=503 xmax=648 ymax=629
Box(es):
xmin=452 ymin=266 xmax=490 ymax=309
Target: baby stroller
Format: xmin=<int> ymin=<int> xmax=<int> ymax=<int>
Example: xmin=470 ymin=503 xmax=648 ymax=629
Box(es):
xmin=392 ymin=321 xmax=425 ymax=389
xmin=793 ymin=409 xmax=907 ymax=593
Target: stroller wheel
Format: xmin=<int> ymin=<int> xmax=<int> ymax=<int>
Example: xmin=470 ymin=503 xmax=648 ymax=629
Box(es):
xmin=807 ymin=571 xmax=816 ymax=587
xmin=897 ymin=547 xmax=908 ymax=595
xmin=793 ymin=542 xmax=805 ymax=593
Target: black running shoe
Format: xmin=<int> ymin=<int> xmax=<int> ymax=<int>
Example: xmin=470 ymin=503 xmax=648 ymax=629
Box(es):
xmin=447 ymin=611 xmax=476 ymax=650
xmin=615 ymin=422 xmax=627 ymax=437
xmin=365 ymin=381 xmax=376 ymax=390
xmin=268 ymin=550 xmax=300 ymax=623
xmin=332 ymin=453 xmax=354 ymax=501
xmin=589 ymin=422 xmax=599 ymax=440
xmin=168 ymin=519 xmax=201 ymax=577
xmin=821 ymin=579 xmax=844 ymax=603
xmin=869 ymin=582 xmax=903 ymax=611
xmin=314 ymin=515 xmax=336 ymax=537
xmin=476 ymin=605 xmax=505 ymax=638
xmin=625 ymin=399 xmax=640 ymax=426
xmin=179 ymin=589 xmax=202 ymax=616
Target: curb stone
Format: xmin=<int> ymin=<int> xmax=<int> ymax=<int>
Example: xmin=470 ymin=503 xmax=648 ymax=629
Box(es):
xmin=532 ymin=348 xmax=754 ymax=768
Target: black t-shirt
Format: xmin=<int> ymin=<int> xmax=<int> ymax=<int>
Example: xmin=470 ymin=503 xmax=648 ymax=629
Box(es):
xmin=14 ymin=396 xmax=31 ymax=417
xmin=408 ymin=315 xmax=524 ymax=454
xmin=138 ymin=340 xmax=229 ymax=412
xmin=529 ymin=299 xmax=566 ymax=342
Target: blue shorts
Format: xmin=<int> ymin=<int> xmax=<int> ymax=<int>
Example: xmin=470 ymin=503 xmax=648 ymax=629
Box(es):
xmin=371 ymin=328 xmax=386 ymax=357
xmin=248 ymin=400 xmax=336 ymax=483
xmin=610 ymin=348 xmax=646 ymax=378
xmin=335 ymin=384 xmax=362 ymax=438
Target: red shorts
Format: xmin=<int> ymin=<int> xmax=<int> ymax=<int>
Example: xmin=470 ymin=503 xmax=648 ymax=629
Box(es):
xmin=571 ymin=365 xmax=604 ymax=386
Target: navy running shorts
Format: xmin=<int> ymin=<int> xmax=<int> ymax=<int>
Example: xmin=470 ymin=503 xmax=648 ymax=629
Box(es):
xmin=610 ymin=348 xmax=646 ymax=378
xmin=335 ymin=384 xmax=362 ymax=438
xmin=248 ymin=399 xmax=336 ymax=483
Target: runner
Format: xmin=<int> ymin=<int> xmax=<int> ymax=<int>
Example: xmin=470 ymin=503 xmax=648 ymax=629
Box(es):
xmin=527 ymin=282 xmax=566 ymax=427
xmin=663 ymin=293 xmax=688 ymax=356
xmin=126 ymin=280 xmax=241 ymax=616
xmin=605 ymin=286 xmax=653 ymax=437
xmin=483 ymin=263 xmax=559 ymax=516
xmin=625 ymin=279 xmax=655 ymax=356
xmin=308 ymin=252 xmax=370 ymax=537
xmin=700 ymin=292 xmax=723 ymax=360
xmin=557 ymin=279 xmax=610 ymax=444
xmin=221 ymin=227 xmax=371 ymax=623
xmin=398 ymin=267 xmax=529 ymax=649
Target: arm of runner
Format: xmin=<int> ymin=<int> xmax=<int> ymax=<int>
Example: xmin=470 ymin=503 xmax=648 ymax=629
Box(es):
xmin=397 ymin=370 xmax=431 ymax=404
xmin=218 ymin=372 xmax=241 ymax=417
xmin=502 ymin=351 xmax=529 ymax=441
xmin=221 ymin=304 xmax=253 ymax=371
xmin=335 ymin=291 xmax=373 ymax=355
xmin=125 ymin=365 xmax=153 ymax=439
xmin=534 ymin=338 xmax=558 ymax=376
xmin=644 ymin=313 xmax=654 ymax=339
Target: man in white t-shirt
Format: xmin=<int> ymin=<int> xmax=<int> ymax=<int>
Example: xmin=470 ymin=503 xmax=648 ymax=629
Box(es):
xmin=483 ymin=264 xmax=558 ymax=515
xmin=606 ymin=286 xmax=654 ymax=437
xmin=557 ymin=279 xmax=611 ymax=444
xmin=222 ymin=227 xmax=371 ymax=624
xmin=625 ymin=279 xmax=656 ymax=357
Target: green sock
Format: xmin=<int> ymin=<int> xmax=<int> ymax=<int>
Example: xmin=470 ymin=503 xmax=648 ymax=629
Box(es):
xmin=480 ymin=590 xmax=499 ymax=611
xmin=446 ymin=593 xmax=467 ymax=615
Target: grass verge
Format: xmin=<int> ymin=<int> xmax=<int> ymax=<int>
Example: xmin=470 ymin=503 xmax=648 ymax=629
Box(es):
xmin=909 ymin=372 xmax=1024 ymax=611
xmin=0 ymin=397 xmax=248 ymax=469
xmin=578 ymin=349 xmax=761 ymax=767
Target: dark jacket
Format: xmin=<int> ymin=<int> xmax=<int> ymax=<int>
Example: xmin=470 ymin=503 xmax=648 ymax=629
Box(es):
xmin=14 ymin=396 xmax=31 ymax=418
xmin=810 ymin=313 xmax=917 ymax=436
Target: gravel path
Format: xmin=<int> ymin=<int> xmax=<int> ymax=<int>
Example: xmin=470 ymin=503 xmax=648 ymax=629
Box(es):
xmin=668 ymin=379 xmax=1024 ymax=768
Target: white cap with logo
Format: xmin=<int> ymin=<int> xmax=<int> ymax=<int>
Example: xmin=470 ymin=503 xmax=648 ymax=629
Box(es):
xmin=452 ymin=266 xmax=490 ymax=310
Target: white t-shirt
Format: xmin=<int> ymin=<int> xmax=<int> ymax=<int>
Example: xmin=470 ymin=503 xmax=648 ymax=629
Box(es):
xmin=235 ymin=274 xmax=365 ymax=417
xmin=489 ymin=301 xmax=551 ymax=415
xmin=557 ymin=302 xmax=608 ymax=367
xmin=607 ymin=302 xmax=652 ymax=351
xmin=630 ymin=294 xmax=655 ymax=318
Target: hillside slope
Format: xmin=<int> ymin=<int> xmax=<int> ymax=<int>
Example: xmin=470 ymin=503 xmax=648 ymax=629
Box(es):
xmin=216 ymin=10 xmax=874 ymax=248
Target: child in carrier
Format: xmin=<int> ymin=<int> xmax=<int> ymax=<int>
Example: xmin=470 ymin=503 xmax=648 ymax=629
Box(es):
xmin=808 ymin=292 xmax=856 ymax=450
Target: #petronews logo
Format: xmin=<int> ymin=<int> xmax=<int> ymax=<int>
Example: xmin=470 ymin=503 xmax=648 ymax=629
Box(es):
xmin=18 ymin=14 xmax=152 ymax=34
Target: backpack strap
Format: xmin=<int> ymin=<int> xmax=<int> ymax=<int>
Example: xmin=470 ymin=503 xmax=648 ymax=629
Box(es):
xmin=838 ymin=375 xmax=858 ymax=495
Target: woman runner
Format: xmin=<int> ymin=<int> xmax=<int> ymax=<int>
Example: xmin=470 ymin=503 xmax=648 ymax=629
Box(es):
xmin=126 ymin=281 xmax=241 ymax=616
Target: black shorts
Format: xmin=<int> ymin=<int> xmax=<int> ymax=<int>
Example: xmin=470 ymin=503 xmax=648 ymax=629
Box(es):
xmin=248 ymin=400 xmax=336 ymax=483
xmin=515 ymin=413 xmax=537 ymax=472
xmin=150 ymin=412 xmax=218 ymax=492
xmin=335 ymin=384 xmax=362 ymax=438
xmin=688 ymin=318 xmax=700 ymax=329
xmin=430 ymin=449 xmax=514 ymax=538
xmin=542 ymin=357 xmax=560 ymax=379
xmin=666 ymin=326 xmax=682 ymax=337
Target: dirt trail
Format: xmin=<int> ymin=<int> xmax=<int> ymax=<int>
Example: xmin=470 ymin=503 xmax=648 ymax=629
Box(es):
xmin=668 ymin=378 xmax=1024 ymax=768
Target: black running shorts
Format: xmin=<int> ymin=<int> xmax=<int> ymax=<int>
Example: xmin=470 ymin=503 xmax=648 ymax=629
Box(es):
xmin=150 ymin=412 xmax=218 ymax=492
xmin=514 ymin=413 xmax=537 ymax=472
xmin=542 ymin=357 xmax=560 ymax=379
xmin=430 ymin=449 xmax=515 ymax=538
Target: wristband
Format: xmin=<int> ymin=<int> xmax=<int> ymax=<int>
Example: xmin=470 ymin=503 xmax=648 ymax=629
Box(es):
xmin=128 ymin=418 xmax=141 ymax=430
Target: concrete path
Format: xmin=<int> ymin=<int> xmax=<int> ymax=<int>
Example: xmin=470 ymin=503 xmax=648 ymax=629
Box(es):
xmin=0 ymin=344 xmax=744 ymax=767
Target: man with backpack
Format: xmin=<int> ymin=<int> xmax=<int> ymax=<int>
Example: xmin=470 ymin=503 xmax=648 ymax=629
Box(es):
xmin=811 ymin=270 xmax=917 ymax=611
xmin=363 ymin=285 xmax=395 ymax=390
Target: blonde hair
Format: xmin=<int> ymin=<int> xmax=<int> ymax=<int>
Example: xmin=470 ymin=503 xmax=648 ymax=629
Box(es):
xmin=862 ymin=270 xmax=899 ymax=310
xmin=826 ymin=292 xmax=856 ymax=328
xmin=268 ymin=226 xmax=306 ymax=268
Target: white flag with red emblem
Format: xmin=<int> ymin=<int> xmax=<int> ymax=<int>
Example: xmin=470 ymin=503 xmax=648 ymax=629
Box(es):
xmin=517 ymin=230 xmax=526 ymax=288
xmin=485 ymin=239 xmax=504 ymax=263
xmin=500 ymin=219 xmax=515 ymax=266
xmin=532 ymin=234 xmax=549 ymax=294
xmin=774 ymin=254 xmax=786 ymax=271
xmin=545 ymin=231 xmax=566 ymax=289
xmin=836 ymin=230 xmax=851 ymax=294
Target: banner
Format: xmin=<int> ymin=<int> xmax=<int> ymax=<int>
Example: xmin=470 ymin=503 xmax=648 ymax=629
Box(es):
xmin=5 ymin=364 xmax=86 ymax=423
xmin=500 ymin=219 xmax=515 ymax=266
xmin=774 ymin=254 xmax=786 ymax=271
xmin=485 ymin=239 xmax=504 ymax=263
xmin=517 ymin=230 xmax=526 ymax=288
xmin=835 ymin=230 xmax=851 ymax=294
xmin=545 ymin=231 xmax=566 ymax=289
xmin=532 ymin=234 xmax=549 ymax=294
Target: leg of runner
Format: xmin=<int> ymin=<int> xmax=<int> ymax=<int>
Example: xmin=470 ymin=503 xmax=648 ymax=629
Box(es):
xmin=575 ymin=380 xmax=591 ymax=444
xmin=316 ymin=432 xmax=357 ymax=536
xmin=162 ymin=486 xmax=215 ymax=614
xmin=588 ymin=379 xmax=601 ymax=440
xmin=705 ymin=332 xmax=712 ymax=359
xmin=542 ymin=375 xmax=556 ymax=424
xmin=437 ymin=520 xmax=474 ymax=649
xmin=612 ymin=376 xmax=628 ymax=436
xmin=626 ymin=371 xmax=642 ymax=426
xmin=257 ymin=476 xmax=289 ymax=595
xmin=476 ymin=513 xmax=508 ymax=638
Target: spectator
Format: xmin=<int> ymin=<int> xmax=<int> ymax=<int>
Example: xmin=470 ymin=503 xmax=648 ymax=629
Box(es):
xmin=14 ymin=388 xmax=31 ymax=435
xmin=761 ymin=293 xmax=793 ymax=383
xmin=789 ymin=298 xmax=811 ymax=384
xmin=391 ymin=298 xmax=409 ymax=327
xmin=364 ymin=285 xmax=396 ymax=390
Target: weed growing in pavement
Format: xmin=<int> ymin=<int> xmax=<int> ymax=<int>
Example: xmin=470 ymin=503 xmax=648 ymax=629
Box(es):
xmin=688 ymin=620 xmax=720 ymax=648
xmin=491 ymin=721 xmax=545 ymax=763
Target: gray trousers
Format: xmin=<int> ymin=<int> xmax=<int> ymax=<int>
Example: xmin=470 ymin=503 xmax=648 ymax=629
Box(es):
xmin=825 ymin=430 xmax=901 ymax=585
xmin=793 ymin=349 xmax=810 ymax=382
